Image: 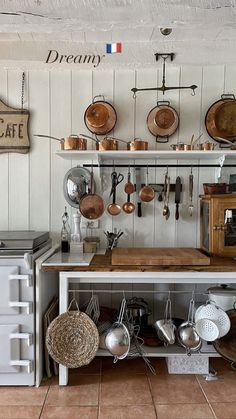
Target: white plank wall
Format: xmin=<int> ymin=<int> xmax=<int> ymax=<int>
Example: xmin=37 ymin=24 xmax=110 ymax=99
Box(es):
xmin=2 ymin=64 xmax=236 ymax=313
xmin=1 ymin=64 xmax=236 ymax=244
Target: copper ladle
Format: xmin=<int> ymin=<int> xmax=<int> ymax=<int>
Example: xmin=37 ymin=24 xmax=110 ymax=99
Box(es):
xmin=107 ymin=171 xmax=124 ymax=216
xmin=124 ymin=169 xmax=135 ymax=194
xmin=139 ymin=167 xmax=155 ymax=202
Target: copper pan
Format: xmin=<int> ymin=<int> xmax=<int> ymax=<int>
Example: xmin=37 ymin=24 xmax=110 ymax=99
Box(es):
xmin=34 ymin=134 xmax=87 ymax=150
xmin=147 ymin=101 xmax=179 ymax=142
xmin=84 ymin=95 xmax=117 ymax=135
xmin=79 ymin=169 xmax=104 ymax=220
xmin=127 ymin=138 xmax=148 ymax=151
xmin=205 ymin=94 xmax=236 ymax=143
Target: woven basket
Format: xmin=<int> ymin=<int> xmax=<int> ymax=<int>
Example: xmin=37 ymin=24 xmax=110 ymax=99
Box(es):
xmin=46 ymin=309 xmax=99 ymax=368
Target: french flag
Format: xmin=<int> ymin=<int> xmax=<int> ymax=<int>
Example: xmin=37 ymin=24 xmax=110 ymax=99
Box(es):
xmin=106 ymin=42 xmax=122 ymax=54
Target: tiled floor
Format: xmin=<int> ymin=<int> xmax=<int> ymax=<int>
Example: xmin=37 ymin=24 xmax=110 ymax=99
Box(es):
xmin=0 ymin=357 xmax=235 ymax=418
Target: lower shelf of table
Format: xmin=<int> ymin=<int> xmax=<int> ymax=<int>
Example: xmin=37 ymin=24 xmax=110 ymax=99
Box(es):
xmin=97 ymin=343 xmax=219 ymax=357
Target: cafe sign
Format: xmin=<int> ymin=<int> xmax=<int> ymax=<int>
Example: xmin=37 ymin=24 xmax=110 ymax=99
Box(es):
xmin=0 ymin=99 xmax=30 ymax=153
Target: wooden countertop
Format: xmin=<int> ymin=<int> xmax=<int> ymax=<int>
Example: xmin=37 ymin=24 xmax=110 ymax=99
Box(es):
xmin=42 ymin=250 xmax=236 ymax=273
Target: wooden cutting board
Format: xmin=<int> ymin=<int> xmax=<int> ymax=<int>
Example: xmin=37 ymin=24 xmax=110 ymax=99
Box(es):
xmin=111 ymin=247 xmax=210 ymax=266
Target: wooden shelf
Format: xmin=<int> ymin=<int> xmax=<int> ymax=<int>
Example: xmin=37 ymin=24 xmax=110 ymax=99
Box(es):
xmin=56 ymin=149 xmax=236 ymax=161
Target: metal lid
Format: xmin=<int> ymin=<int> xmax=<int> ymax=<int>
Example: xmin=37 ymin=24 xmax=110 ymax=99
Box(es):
xmin=208 ymin=285 xmax=236 ymax=295
xmin=0 ymin=231 xmax=49 ymax=250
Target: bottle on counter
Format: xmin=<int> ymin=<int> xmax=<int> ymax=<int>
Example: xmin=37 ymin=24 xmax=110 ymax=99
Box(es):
xmin=70 ymin=211 xmax=83 ymax=254
xmin=61 ymin=207 xmax=71 ymax=253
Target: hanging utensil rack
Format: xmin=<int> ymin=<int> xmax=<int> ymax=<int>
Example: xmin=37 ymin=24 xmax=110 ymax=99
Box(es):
xmin=83 ymin=163 xmax=236 ymax=168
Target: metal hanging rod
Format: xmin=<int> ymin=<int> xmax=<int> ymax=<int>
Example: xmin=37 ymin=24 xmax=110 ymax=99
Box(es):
xmin=83 ymin=164 xmax=236 ymax=168
xmin=68 ymin=289 xmax=206 ymax=295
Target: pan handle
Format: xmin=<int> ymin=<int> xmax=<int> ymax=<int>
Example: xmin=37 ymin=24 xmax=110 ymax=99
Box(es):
xmin=155 ymin=136 xmax=169 ymax=143
xmin=93 ymin=95 xmax=106 ymax=103
xmin=156 ymin=101 xmax=170 ymax=106
xmin=221 ymin=94 xmax=235 ymax=100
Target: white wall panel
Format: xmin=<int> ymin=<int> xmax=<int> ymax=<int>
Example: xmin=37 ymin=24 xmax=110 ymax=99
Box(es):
xmin=0 ymin=70 xmax=9 ymax=230
xmin=50 ymin=70 xmax=72 ymax=242
xmin=0 ymin=64 xmax=234 ymax=251
xmin=29 ymin=71 xmax=50 ymax=232
xmin=8 ymin=70 xmax=29 ymax=230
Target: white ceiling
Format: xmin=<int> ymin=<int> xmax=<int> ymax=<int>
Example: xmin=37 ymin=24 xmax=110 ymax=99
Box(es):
xmin=0 ymin=0 xmax=236 ymax=68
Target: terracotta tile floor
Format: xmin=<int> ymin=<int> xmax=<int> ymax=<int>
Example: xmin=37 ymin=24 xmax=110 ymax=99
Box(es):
xmin=0 ymin=357 xmax=235 ymax=418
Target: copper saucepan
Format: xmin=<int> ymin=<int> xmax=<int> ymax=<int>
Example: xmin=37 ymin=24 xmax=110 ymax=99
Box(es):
xmin=198 ymin=142 xmax=216 ymax=151
xmin=81 ymin=134 xmax=127 ymax=151
xmin=127 ymin=138 xmax=148 ymax=151
xmin=34 ymin=134 xmax=87 ymax=150
xmin=84 ymin=95 xmax=117 ymax=135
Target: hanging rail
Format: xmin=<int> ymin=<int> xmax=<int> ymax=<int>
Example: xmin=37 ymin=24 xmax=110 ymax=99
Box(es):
xmin=68 ymin=289 xmax=208 ymax=295
xmin=83 ymin=163 xmax=236 ymax=168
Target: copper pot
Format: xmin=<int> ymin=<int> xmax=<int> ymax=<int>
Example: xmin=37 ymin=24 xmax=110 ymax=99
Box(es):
xmin=84 ymin=95 xmax=117 ymax=135
xmin=63 ymin=135 xmax=87 ymax=150
xmin=170 ymin=143 xmax=185 ymax=151
xmin=34 ymin=134 xmax=87 ymax=150
xmin=198 ymin=142 xmax=216 ymax=151
xmin=147 ymin=101 xmax=179 ymax=141
xmin=127 ymin=138 xmax=148 ymax=151
xmin=205 ymin=94 xmax=236 ymax=143
xmin=95 ymin=137 xmax=119 ymax=151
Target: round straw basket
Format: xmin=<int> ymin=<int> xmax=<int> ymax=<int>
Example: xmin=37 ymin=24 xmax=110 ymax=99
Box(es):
xmin=46 ymin=310 xmax=99 ymax=368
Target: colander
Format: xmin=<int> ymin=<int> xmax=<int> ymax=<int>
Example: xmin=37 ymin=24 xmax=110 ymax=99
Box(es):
xmin=195 ymin=301 xmax=231 ymax=338
xmin=195 ymin=318 xmax=220 ymax=341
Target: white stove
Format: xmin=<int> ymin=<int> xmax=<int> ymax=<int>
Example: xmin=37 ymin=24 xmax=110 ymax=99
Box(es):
xmin=0 ymin=231 xmax=52 ymax=386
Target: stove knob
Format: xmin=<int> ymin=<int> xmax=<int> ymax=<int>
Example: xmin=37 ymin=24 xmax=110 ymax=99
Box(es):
xmin=0 ymin=241 xmax=5 ymax=248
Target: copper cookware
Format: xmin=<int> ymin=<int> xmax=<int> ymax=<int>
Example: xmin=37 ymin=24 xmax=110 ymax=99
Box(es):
xmin=34 ymin=134 xmax=87 ymax=150
xmin=213 ymin=304 xmax=236 ymax=364
xmin=84 ymin=95 xmax=117 ymax=135
xmin=139 ymin=167 xmax=155 ymax=202
xmin=79 ymin=168 xmax=105 ymax=220
xmin=107 ymin=171 xmax=124 ymax=216
xmin=205 ymin=94 xmax=236 ymax=143
xmin=198 ymin=142 xmax=216 ymax=151
xmin=127 ymin=138 xmax=148 ymax=151
xmin=147 ymin=101 xmax=179 ymax=142
xmin=123 ymin=170 xmax=135 ymax=214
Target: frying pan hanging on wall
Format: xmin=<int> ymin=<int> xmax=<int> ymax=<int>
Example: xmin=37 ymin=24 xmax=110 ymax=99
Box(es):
xmin=84 ymin=95 xmax=117 ymax=135
xmin=146 ymin=101 xmax=179 ymax=143
xmin=205 ymin=94 xmax=236 ymax=144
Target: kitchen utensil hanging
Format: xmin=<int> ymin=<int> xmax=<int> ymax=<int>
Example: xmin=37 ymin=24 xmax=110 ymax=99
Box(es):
xmin=131 ymin=53 xmax=197 ymax=97
xmin=63 ymin=166 xmax=94 ymax=208
xmin=205 ymin=94 xmax=236 ymax=143
xmin=46 ymin=298 xmax=99 ymax=368
xmin=84 ymin=95 xmax=117 ymax=135
xmin=79 ymin=166 xmax=105 ymax=219
xmin=107 ymin=170 xmax=124 ymax=216
xmin=147 ymin=101 xmax=179 ymax=142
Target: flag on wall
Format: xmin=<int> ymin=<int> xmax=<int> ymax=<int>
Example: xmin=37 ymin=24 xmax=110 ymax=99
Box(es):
xmin=106 ymin=42 xmax=122 ymax=53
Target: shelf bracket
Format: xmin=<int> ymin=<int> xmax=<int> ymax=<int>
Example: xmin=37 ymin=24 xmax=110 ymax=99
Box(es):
xmin=216 ymin=155 xmax=225 ymax=180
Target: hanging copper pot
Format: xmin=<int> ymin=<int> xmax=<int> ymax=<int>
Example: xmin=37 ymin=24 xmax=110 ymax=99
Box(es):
xmin=84 ymin=95 xmax=117 ymax=135
xmin=205 ymin=94 xmax=236 ymax=143
xmin=147 ymin=101 xmax=179 ymax=142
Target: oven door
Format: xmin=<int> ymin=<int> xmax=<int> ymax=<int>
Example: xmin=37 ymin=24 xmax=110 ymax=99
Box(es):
xmin=0 ymin=263 xmax=34 ymax=385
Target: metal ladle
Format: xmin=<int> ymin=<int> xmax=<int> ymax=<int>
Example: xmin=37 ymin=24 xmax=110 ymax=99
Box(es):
xmin=163 ymin=172 xmax=170 ymax=220
xmin=124 ymin=168 xmax=135 ymax=194
xmin=107 ymin=171 xmax=124 ymax=216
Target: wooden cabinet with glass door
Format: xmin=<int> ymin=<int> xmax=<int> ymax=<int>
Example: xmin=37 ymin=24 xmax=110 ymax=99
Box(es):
xmin=200 ymin=194 xmax=236 ymax=257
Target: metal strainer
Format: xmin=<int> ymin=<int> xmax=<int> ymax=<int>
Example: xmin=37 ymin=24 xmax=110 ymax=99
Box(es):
xmin=177 ymin=297 xmax=202 ymax=356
